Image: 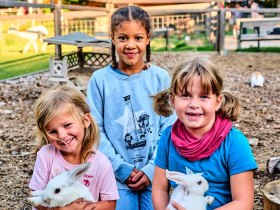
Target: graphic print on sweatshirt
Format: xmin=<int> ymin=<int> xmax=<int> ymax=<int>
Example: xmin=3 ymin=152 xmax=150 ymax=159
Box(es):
xmin=115 ymin=95 xmax=153 ymax=151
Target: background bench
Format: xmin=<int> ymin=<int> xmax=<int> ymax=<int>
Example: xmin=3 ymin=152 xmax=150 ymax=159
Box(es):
xmin=237 ymin=17 xmax=280 ymax=50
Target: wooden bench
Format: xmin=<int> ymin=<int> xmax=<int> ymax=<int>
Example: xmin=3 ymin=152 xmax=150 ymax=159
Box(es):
xmin=237 ymin=17 xmax=280 ymax=50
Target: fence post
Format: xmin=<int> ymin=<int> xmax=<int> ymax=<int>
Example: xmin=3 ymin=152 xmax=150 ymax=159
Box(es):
xmin=54 ymin=3 xmax=62 ymax=59
xmin=217 ymin=9 xmax=226 ymax=55
xmin=0 ymin=22 xmax=2 ymax=41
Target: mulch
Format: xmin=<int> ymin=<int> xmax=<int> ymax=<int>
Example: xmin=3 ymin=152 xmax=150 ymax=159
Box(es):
xmin=0 ymin=52 xmax=279 ymax=210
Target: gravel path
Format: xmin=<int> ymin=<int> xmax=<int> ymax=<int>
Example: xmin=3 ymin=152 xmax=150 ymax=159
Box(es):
xmin=0 ymin=52 xmax=279 ymax=209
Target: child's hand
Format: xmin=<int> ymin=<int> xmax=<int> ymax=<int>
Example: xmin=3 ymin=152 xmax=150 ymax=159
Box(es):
xmin=127 ymin=170 xmax=151 ymax=191
xmin=124 ymin=168 xmax=138 ymax=185
xmin=171 ymin=201 xmax=186 ymax=210
xmin=57 ymin=199 xmax=96 ymax=210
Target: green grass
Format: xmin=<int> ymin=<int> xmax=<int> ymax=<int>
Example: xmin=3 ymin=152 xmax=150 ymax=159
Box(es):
xmin=236 ymin=46 xmax=280 ymax=53
xmin=151 ymin=33 xmax=214 ymax=52
xmin=0 ymin=53 xmax=51 ymax=80
xmin=0 ymin=33 xmax=82 ymax=80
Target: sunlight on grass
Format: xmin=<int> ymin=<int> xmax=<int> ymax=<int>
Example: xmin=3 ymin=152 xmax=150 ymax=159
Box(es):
xmin=0 ymin=34 xmax=90 ymax=80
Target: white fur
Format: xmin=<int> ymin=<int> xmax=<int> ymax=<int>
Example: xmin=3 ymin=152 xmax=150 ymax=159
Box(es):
xmin=28 ymin=162 xmax=96 ymax=207
xmin=250 ymin=71 xmax=264 ymax=87
xmin=166 ymin=170 xmax=214 ymax=210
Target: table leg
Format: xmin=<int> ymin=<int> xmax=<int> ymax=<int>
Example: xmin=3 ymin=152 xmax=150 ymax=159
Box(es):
xmin=77 ymin=47 xmax=84 ymax=68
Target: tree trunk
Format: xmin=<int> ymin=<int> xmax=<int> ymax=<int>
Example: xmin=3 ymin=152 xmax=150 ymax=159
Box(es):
xmin=262 ymin=180 xmax=280 ymax=210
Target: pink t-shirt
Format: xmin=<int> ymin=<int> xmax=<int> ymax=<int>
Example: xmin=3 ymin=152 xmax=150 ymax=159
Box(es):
xmin=29 ymin=144 xmax=119 ymax=202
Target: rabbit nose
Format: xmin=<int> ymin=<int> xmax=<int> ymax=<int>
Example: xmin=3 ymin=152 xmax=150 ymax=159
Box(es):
xmin=42 ymin=197 xmax=51 ymax=205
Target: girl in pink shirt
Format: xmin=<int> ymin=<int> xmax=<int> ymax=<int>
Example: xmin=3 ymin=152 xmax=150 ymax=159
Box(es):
xmin=29 ymin=86 xmax=119 ymax=210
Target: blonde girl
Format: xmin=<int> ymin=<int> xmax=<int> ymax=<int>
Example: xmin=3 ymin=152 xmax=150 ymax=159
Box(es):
xmin=152 ymin=56 xmax=257 ymax=210
xmin=29 ymin=86 xmax=119 ymax=210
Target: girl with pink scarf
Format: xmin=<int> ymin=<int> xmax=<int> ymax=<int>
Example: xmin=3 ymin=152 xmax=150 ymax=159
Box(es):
xmin=152 ymin=56 xmax=257 ymax=210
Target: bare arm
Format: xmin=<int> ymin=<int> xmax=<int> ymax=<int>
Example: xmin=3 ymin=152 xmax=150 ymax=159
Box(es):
xmin=33 ymin=206 xmax=49 ymax=210
xmin=34 ymin=199 xmax=98 ymax=210
xmin=94 ymin=200 xmax=116 ymax=210
xmin=216 ymin=171 xmax=254 ymax=210
xmin=83 ymin=200 xmax=116 ymax=210
xmin=152 ymin=167 xmax=170 ymax=210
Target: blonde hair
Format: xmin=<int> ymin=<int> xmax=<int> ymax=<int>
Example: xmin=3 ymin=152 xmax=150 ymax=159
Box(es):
xmin=153 ymin=55 xmax=240 ymax=121
xmin=35 ymin=86 xmax=100 ymax=163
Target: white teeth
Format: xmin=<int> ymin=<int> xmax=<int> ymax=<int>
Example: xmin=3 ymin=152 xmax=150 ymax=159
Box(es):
xmin=188 ymin=113 xmax=200 ymax=116
xmin=65 ymin=138 xmax=73 ymax=144
xmin=59 ymin=138 xmax=73 ymax=145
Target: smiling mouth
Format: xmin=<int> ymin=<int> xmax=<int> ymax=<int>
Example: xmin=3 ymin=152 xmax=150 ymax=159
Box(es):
xmin=58 ymin=138 xmax=74 ymax=146
xmin=125 ymin=53 xmax=136 ymax=57
xmin=187 ymin=113 xmax=202 ymax=116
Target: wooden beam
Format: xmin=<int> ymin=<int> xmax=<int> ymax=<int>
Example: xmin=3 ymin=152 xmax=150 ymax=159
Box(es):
xmin=88 ymin=0 xmax=236 ymax=4
xmin=61 ymin=4 xmax=108 ymax=12
xmin=0 ymin=1 xmax=55 ymax=9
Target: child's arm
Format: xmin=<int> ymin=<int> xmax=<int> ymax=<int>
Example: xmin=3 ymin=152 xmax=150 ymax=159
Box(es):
xmin=83 ymin=200 xmax=116 ymax=210
xmin=33 ymin=199 xmax=92 ymax=210
xmin=152 ymin=166 xmax=170 ymax=210
xmin=216 ymin=171 xmax=254 ymax=210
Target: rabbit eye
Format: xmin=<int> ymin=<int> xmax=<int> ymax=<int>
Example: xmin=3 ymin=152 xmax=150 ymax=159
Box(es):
xmin=55 ymin=188 xmax=61 ymax=194
xmin=197 ymin=180 xmax=202 ymax=185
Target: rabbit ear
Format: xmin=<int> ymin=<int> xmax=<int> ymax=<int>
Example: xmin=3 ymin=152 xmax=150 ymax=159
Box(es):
xmin=68 ymin=162 xmax=91 ymax=185
xmin=185 ymin=167 xmax=194 ymax=175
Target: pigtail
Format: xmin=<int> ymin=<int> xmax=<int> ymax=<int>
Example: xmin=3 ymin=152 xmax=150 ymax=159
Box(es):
xmin=153 ymin=89 xmax=173 ymax=117
xmin=111 ymin=43 xmax=117 ymax=69
xmin=146 ymin=42 xmax=151 ymax=63
xmin=219 ymin=92 xmax=240 ymax=121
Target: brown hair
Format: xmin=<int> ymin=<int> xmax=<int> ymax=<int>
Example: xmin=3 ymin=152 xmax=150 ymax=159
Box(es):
xmin=35 ymin=86 xmax=99 ymax=163
xmin=110 ymin=6 xmax=151 ymax=68
xmin=153 ymin=55 xmax=240 ymax=121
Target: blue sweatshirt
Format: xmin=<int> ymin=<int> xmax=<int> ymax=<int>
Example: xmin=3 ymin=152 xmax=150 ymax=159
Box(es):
xmin=87 ymin=64 xmax=177 ymax=189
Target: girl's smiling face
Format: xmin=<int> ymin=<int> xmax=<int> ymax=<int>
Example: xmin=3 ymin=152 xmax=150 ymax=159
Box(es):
xmin=45 ymin=110 xmax=90 ymax=158
xmin=171 ymin=75 xmax=222 ymax=139
xmin=112 ymin=20 xmax=150 ymax=74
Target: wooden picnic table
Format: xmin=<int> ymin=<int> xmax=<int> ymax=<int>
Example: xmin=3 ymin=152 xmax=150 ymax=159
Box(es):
xmin=44 ymin=32 xmax=111 ymax=94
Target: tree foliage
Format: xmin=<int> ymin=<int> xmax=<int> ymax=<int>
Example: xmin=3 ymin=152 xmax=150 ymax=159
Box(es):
xmin=63 ymin=0 xmax=87 ymax=5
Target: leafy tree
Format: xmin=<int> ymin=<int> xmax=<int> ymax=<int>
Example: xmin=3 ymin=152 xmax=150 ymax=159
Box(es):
xmin=260 ymin=0 xmax=278 ymax=8
xmin=63 ymin=0 xmax=87 ymax=5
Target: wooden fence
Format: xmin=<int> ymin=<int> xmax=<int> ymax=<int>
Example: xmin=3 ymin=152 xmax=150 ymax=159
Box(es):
xmin=1 ymin=1 xmax=280 ymax=55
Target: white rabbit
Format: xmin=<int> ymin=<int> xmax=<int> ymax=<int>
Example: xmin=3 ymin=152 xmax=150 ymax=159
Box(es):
xmin=166 ymin=169 xmax=214 ymax=210
xmin=28 ymin=162 xmax=96 ymax=208
xmin=250 ymin=71 xmax=264 ymax=87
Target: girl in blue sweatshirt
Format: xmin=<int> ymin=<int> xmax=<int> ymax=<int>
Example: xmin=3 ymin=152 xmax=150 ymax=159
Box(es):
xmin=87 ymin=6 xmax=176 ymax=210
